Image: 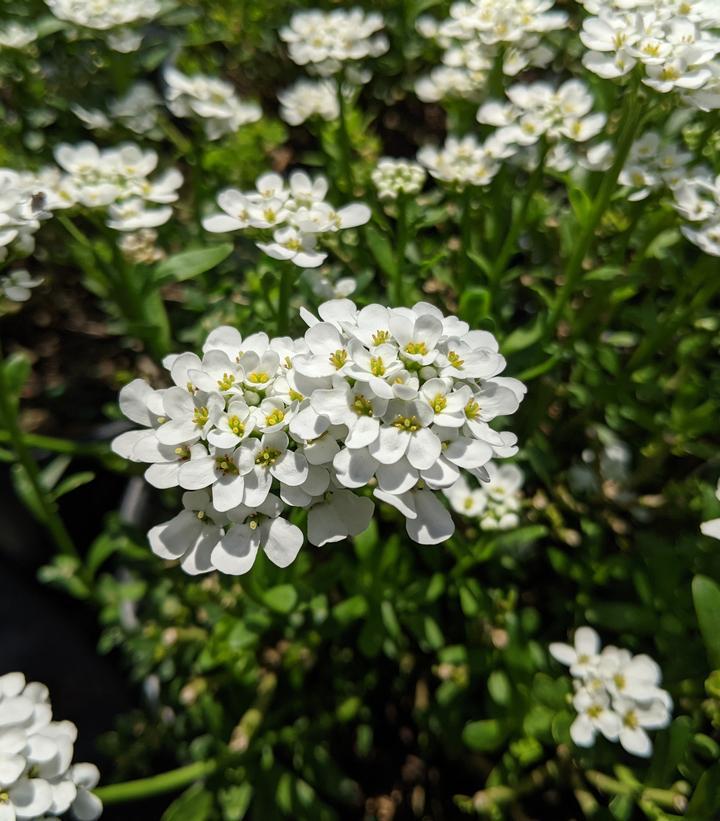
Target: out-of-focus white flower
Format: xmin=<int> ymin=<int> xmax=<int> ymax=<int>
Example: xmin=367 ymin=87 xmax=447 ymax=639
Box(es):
xmin=418 ymin=135 xmax=512 ymax=188
xmin=0 ymin=671 xmax=103 ymax=819
xmin=0 ymin=269 xmax=43 ymax=302
xmin=701 ymin=480 xmax=720 ymax=539
xmin=0 ymin=22 xmax=37 ymax=49
xmin=72 ymin=83 xmax=162 ymax=136
xmin=445 ymin=462 xmax=524 ymax=530
xmin=118 ymin=228 xmax=165 ymax=264
xmin=371 ymin=158 xmax=426 ymax=200
xmin=674 ymin=172 xmax=720 ymax=256
xmin=615 ymin=131 xmax=693 ymax=202
xmin=0 ymin=170 xmax=51 ymax=261
xmin=164 ymin=67 xmax=262 ymax=141
xmin=280 ymin=8 xmax=388 ymax=76
xmin=46 ymin=0 xmax=160 ymax=30
xmin=550 ymin=626 xmax=672 ymax=758
xmin=204 ymin=170 xmax=370 ymax=269
xmin=278 ymin=79 xmax=340 ymax=126
xmin=112 ymin=299 xmax=525 ymax=567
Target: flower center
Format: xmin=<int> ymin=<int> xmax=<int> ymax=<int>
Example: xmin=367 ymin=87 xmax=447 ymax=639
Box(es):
xmin=248 ymin=371 xmax=270 ymax=384
xmin=217 ymin=373 xmax=235 ymax=391
xmin=393 ymin=415 xmax=421 ymax=432
xmin=622 ymin=710 xmax=638 ymax=729
xmin=215 ymin=456 xmax=239 ymax=476
xmin=265 ymin=409 xmax=285 ymax=427
xmin=289 ymin=388 xmax=304 ymax=402
xmin=587 ymin=704 xmax=603 ymax=719
xmin=372 ymin=329 xmax=390 ymax=345
xmin=404 ymin=341 xmax=428 ymax=356
xmin=174 ymin=446 xmax=191 ymax=460
xmin=352 ymin=394 xmax=374 ymax=416
xmin=255 ymin=447 xmax=281 ymax=467
xmin=228 ymin=415 xmax=245 ymax=436
xmin=193 ymin=406 xmax=209 ymax=426
xmin=464 ymin=400 xmax=481 ymax=420
xmin=431 ymin=394 xmax=447 ymax=413
xmin=196 ymin=510 xmax=206 ymax=520
xmin=0 ymin=790 xmax=9 ymax=804
xmin=447 ymin=350 xmax=464 ymax=368
xmin=463 ymin=497 xmax=474 ymax=510
xmin=370 ymin=356 xmax=386 ymax=376
xmin=329 ymin=349 xmax=348 ymax=369
xmin=613 ymin=673 xmax=626 ymax=691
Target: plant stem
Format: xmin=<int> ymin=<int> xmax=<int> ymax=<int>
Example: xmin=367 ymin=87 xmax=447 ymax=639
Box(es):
xmin=545 ymin=77 xmax=643 ymax=337
xmin=393 ymin=194 xmax=408 ymax=305
xmin=459 ymin=186 xmax=473 ymax=291
xmin=0 ymin=429 xmax=110 ymax=458
xmin=336 ymin=78 xmax=354 ymax=194
xmin=585 ymin=771 xmax=688 ymax=812
xmin=0 ymin=350 xmax=78 ymax=559
xmin=94 ymin=760 xmax=218 ymax=805
xmin=490 ymin=140 xmax=548 ymax=286
xmin=276 ymin=264 xmax=294 ymax=336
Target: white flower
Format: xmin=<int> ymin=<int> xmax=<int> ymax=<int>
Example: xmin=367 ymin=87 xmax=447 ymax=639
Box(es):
xmin=278 ymin=79 xmax=340 ymax=125
xmin=280 ymin=9 xmax=388 ymax=76
xmin=0 ymin=672 xmax=102 ymax=820
xmin=445 ymin=475 xmax=487 ymax=516
xmin=46 ymin=0 xmax=160 ymax=29
xmin=570 ymin=687 xmax=622 ymax=748
xmin=613 ymin=696 xmax=672 ymax=757
xmin=164 ymin=67 xmax=262 ymax=140
xmin=549 ymin=626 xmax=602 ymax=679
xmin=418 ymin=135 xmax=506 ymax=188
xmin=371 ymin=158 xmax=426 ymax=200
xmin=701 ymin=480 xmax=720 ymax=539
xmin=0 ymin=23 xmax=37 ymax=49
xmin=1 ymin=269 xmax=43 ymax=303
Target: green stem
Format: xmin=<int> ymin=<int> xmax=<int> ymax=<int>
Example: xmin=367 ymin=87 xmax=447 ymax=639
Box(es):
xmin=459 ymin=186 xmax=473 ymax=292
xmin=0 ymin=429 xmax=110 ymax=458
xmin=392 ymin=195 xmax=408 ymax=306
xmin=546 ymin=77 xmax=643 ymax=337
xmin=94 ymin=761 xmax=218 ymax=805
xmin=585 ymin=771 xmax=688 ymax=812
xmin=0 ymin=350 xmax=78 ymax=559
xmin=336 ymin=78 xmax=354 ymax=194
xmin=277 ymin=265 xmax=294 ymax=336
xmin=490 ymin=140 xmax=548 ymax=285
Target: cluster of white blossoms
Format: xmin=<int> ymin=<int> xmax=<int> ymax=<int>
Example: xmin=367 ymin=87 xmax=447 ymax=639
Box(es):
xmin=111 ymin=299 xmax=525 ymax=573
xmin=579 ymin=0 xmax=720 ymax=92
xmin=673 ymin=171 xmax=720 ymax=256
xmin=72 ymin=82 xmax=162 ymax=138
xmin=277 ymin=79 xmax=339 ymax=127
xmin=445 ymin=463 xmax=524 ymax=530
xmin=44 ymin=142 xmax=182 ymax=232
xmin=415 ymin=11 xmax=555 ymax=102
xmin=280 ymin=9 xmax=388 ymax=76
xmin=371 ymin=159 xmax=426 ymax=200
xmin=0 ymin=269 xmax=44 ymax=303
xmin=203 ymin=171 xmax=370 ymax=268
xmin=477 ymin=80 xmax=607 ymax=148
xmin=45 ymin=0 xmax=160 ymax=51
xmin=0 ymin=22 xmax=37 ymax=50
xmin=0 ymin=672 xmax=102 ymax=820
xmin=550 ymin=627 xmax=672 ymax=757
xmin=0 ymin=170 xmax=50 ymax=261
xmin=418 ymin=134 xmax=515 ymax=188
xmin=701 ymin=480 xmax=720 ymax=540
xmin=616 ymin=131 xmax=692 ymax=201
xmin=164 ymin=68 xmax=262 ymax=141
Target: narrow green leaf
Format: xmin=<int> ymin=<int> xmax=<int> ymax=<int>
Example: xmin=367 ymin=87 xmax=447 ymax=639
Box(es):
xmin=161 ymin=784 xmax=213 ymax=821
xmin=365 ymin=226 xmax=397 ymax=277
xmin=154 ymin=244 xmax=233 ymax=283
xmin=692 ymin=575 xmax=720 ymax=669
xmin=462 ymin=719 xmax=510 ymax=752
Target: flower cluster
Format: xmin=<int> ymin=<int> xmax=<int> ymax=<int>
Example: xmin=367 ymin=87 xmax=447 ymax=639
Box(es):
xmin=203 ymin=171 xmax=370 ymax=268
xmin=0 ymin=170 xmax=49 ymax=261
xmin=418 ymin=134 xmax=515 ymax=188
xmin=550 ymin=627 xmax=672 ymax=757
xmin=445 ymin=463 xmax=524 ymax=530
xmin=0 ymin=22 xmax=37 ymax=50
xmin=579 ymin=0 xmax=720 ymax=91
xmin=278 ymin=79 xmax=339 ymax=127
xmin=72 ymin=82 xmax=162 ymax=137
xmin=673 ymin=171 xmax=720 ymax=256
xmin=45 ymin=0 xmax=160 ymax=51
xmin=618 ymin=131 xmax=692 ymax=201
xmin=371 ymin=159 xmax=426 ymax=200
xmin=0 ymin=671 xmax=102 ymax=819
xmin=415 ymin=8 xmax=556 ymax=102
xmin=477 ymin=80 xmax=607 ymax=148
xmin=111 ymin=299 xmax=525 ymax=574
xmin=47 ymin=142 xmax=183 ymax=231
xmin=280 ymin=9 xmax=388 ymax=76
xmin=164 ymin=68 xmax=262 ymax=141
xmin=1 ymin=269 xmax=43 ymax=303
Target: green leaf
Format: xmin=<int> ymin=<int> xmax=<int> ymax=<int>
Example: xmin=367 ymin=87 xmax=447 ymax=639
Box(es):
xmin=459 ymin=287 xmax=490 ymax=323
xmin=502 ymin=317 xmax=544 ymax=355
xmin=161 ymin=784 xmax=213 ymax=821
xmin=365 ymin=226 xmax=397 ymax=277
xmin=692 ymin=576 xmax=720 ymax=669
xmin=2 ymin=352 xmax=32 ymax=400
xmin=462 ymin=719 xmax=510 ymax=752
xmin=10 ymin=464 xmax=45 ymax=522
xmin=38 ymin=556 xmax=90 ymax=600
xmin=154 ymin=244 xmax=233 ymax=283
xmin=52 ymin=471 xmax=95 ymax=501
xmin=332 ymin=595 xmax=368 ymax=626
xmin=262 ymin=584 xmax=298 ymax=614
xmin=219 ymin=784 xmax=253 ymax=821
xmin=39 ymin=455 xmax=71 ymax=493
xmin=686 ymin=763 xmax=720 ymax=818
